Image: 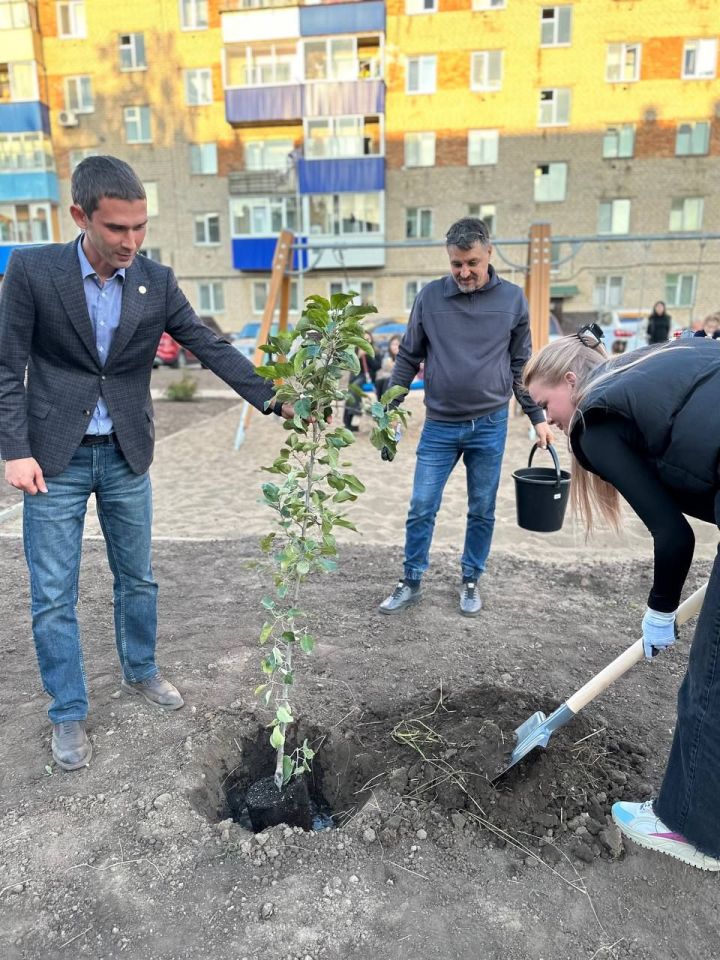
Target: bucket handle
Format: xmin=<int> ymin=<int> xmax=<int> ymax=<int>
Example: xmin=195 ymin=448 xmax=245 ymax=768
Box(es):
xmin=527 ymin=442 xmax=563 ymax=489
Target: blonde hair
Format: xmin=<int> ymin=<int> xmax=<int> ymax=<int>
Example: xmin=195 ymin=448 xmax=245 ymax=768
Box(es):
xmin=523 ymin=335 xmax=618 ymax=533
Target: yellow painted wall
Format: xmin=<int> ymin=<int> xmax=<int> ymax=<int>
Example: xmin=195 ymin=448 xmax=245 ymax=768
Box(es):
xmin=385 ymin=0 xmax=720 ymax=136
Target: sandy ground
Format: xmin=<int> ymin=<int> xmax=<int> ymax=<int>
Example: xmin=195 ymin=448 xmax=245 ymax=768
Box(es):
xmin=1 ymin=369 xmax=719 ymax=960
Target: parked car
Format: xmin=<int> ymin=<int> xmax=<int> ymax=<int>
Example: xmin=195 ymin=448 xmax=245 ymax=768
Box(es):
xmin=231 ymin=321 xmax=295 ymax=360
xmin=153 ymin=317 xmax=223 ymax=368
xmin=598 ymin=309 xmax=651 ymax=354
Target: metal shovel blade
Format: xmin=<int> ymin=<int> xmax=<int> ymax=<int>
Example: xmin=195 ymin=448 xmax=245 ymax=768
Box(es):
xmin=491 ymin=704 xmax=576 ymax=783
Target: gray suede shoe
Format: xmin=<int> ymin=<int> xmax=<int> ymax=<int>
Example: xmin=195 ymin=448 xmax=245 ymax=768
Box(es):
xmin=121 ymin=675 xmax=184 ymax=710
xmin=459 ymin=580 xmax=482 ymax=617
xmin=379 ymin=579 xmax=422 ymax=614
xmin=52 ymin=720 xmax=92 ymax=771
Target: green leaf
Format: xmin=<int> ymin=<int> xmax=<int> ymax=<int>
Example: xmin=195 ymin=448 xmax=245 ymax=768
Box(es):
xmin=254 ymin=683 xmax=268 ymax=696
xmin=333 ymin=489 xmax=357 ymax=503
xmin=380 ymin=385 xmax=408 ymax=404
xmin=270 ymin=726 xmax=285 ymax=750
xmin=259 ymin=532 xmax=276 ymax=553
xmin=276 ymin=706 xmax=293 ymax=724
xmin=297 ymin=559 xmax=310 ymax=576
xmin=302 ymin=740 xmax=315 ymax=760
xmin=282 ymin=755 xmax=294 ymax=784
xmin=333 ymin=517 xmax=358 ymax=531
xmin=300 ymin=633 xmax=315 ymax=653
xmin=259 ymin=621 xmax=273 ymax=644
xmin=262 ymin=483 xmax=280 ymax=503
xmin=261 ymin=596 xmax=275 ymax=610
xmin=342 ymin=473 xmax=365 ymax=493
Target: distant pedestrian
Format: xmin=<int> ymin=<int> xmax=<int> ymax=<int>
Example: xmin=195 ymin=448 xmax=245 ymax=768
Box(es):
xmin=343 ymin=331 xmax=381 ymax=432
xmin=375 ymin=333 xmax=401 ymax=400
xmin=694 ymin=312 xmax=720 ymax=340
xmin=646 ymin=301 xmax=671 ymax=344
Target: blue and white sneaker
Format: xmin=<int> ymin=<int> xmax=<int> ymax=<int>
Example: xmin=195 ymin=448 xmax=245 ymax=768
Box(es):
xmin=612 ymin=800 xmax=720 ymax=871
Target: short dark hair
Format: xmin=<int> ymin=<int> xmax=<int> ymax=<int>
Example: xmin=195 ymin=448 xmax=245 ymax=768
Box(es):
xmin=71 ymin=155 xmax=146 ymax=218
xmin=445 ymin=217 xmax=490 ymax=250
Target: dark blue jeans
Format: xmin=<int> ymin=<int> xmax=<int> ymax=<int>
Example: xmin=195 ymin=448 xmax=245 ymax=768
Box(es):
xmin=655 ymin=492 xmax=720 ymax=857
xmin=403 ymin=410 xmax=508 ymax=582
xmin=23 ymin=442 xmax=159 ymax=724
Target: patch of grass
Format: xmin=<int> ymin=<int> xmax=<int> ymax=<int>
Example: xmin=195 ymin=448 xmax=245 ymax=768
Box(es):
xmin=165 ymin=372 xmax=198 ymax=402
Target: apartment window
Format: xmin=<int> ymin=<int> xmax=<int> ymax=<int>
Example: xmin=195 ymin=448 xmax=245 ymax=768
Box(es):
xmin=468 ymin=202 xmax=496 ymax=235
xmin=190 ymin=143 xmax=217 ymax=175
xmin=231 ymin=197 xmax=297 ymax=235
xmin=0 ymin=133 xmax=53 ymax=172
xmin=603 ymin=124 xmax=634 ymax=159
xmin=304 ymin=37 xmax=356 ymax=82
xmin=593 ymin=275 xmax=624 ymax=308
xmin=305 ymin=117 xmax=379 ymax=159
xmin=69 ymin=147 xmax=97 ymax=171
xmin=180 ymin=0 xmax=208 ymax=30
xmin=0 ymin=61 xmax=38 ymax=101
xmin=538 ymin=88 xmax=570 ymax=125
xmin=0 ymin=202 xmax=51 ymax=243
xmin=406 ymin=55 xmax=436 ymax=94
xmin=471 ymin=50 xmax=503 ymax=91
xmin=406 ymin=206 xmax=432 ymax=239
xmin=606 ymin=43 xmax=641 ymax=82
xmin=472 ymin=0 xmax=505 ymax=8
xmin=598 ymin=199 xmax=630 ymax=235
xmin=124 ymin=106 xmax=152 ymax=143
xmin=139 ymin=247 xmax=161 ymax=261
xmin=194 ymin=213 xmax=220 ymax=245
xmin=406 ymin=0 xmax=436 ymax=12
xmin=404 ymin=132 xmax=435 ymax=167
xmin=228 ymin=42 xmax=296 ymax=87
xmin=669 ymin=197 xmax=704 ymax=232
xmin=676 ymin=121 xmax=710 ymax=156
xmin=405 ymin=279 xmax=429 ymax=310
xmin=534 ymin=163 xmax=567 ymax=202
xmin=119 ymin=33 xmax=146 ymax=71
xmin=682 ymin=39 xmax=717 ymax=79
xmin=468 ymin=129 xmax=499 ymax=165
xmin=144 ymin=182 xmax=158 ymax=218
xmin=198 ymin=281 xmax=225 ymax=314
xmin=245 ymin=139 xmax=292 ymax=171
xmin=64 ymin=76 xmax=93 ymax=113
xmin=540 ymin=6 xmax=572 ymax=46
xmin=308 ymin=193 xmax=382 ymax=236
xmin=665 ymin=273 xmax=696 ymax=308
xmin=0 ymin=1 xmax=37 ymax=29
xmin=57 ymin=0 xmax=85 ymax=38
xmin=328 ymin=280 xmax=375 ymax=305
xmin=252 ymin=278 xmax=299 ymax=314
xmin=185 ymin=68 xmax=212 ymax=106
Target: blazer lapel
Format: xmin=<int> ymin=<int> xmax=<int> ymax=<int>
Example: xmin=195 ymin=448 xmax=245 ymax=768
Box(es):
xmin=105 ymin=257 xmax=148 ymax=365
xmin=51 ymin=240 xmax=100 ymax=366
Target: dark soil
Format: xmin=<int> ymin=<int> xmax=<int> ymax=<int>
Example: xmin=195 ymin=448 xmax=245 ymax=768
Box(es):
xmin=0 ymin=532 xmax=717 ymax=960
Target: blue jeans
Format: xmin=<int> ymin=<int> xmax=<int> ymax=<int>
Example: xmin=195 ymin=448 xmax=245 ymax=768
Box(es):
xmin=654 ymin=492 xmax=720 ymax=857
xmin=23 ymin=442 xmax=159 ymax=723
xmin=404 ymin=410 xmax=509 ymax=582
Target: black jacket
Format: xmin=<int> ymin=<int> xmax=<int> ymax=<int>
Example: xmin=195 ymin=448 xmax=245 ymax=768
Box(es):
xmin=646 ymin=310 xmax=671 ymax=344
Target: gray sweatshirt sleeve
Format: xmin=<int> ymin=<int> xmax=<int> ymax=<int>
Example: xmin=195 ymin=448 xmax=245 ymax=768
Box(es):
xmin=510 ymin=301 xmax=546 ymax=425
xmin=389 ymin=293 xmax=426 ymax=389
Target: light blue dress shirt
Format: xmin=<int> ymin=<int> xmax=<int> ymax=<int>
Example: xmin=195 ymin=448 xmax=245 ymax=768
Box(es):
xmin=77 ymin=238 xmax=125 ymax=435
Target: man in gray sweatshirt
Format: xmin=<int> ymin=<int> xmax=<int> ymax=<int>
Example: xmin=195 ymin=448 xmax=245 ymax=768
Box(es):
xmin=379 ymin=217 xmax=553 ymax=616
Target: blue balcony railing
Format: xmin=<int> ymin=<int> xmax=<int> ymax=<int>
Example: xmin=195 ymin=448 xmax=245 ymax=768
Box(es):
xmin=0 ymin=102 xmax=51 ymax=135
xmin=297 ymin=156 xmax=384 ymax=194
xmin=0 ymin=170 xmax=59 ymax=203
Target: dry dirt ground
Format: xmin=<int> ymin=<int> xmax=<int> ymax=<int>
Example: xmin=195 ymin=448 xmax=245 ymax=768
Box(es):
xmin=1 ymin=374 xmax=719 ymax=960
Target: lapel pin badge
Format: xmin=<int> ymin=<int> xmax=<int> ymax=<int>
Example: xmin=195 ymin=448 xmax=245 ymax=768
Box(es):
xmin=138 ymin=285 xmax=147 ymax=295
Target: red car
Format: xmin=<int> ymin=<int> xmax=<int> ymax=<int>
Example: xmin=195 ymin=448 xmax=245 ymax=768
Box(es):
xmin=153 ymin=332 xmax=197 ymax=368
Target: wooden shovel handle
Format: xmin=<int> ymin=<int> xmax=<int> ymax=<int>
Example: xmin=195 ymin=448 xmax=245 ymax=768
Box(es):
xmin=566 ymin=582 xmax=708 ymax=716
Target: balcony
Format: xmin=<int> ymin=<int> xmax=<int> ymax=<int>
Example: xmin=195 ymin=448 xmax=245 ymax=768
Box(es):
xmin=228 ymin=167 xmax=296 ymax=195
xmin=0 ymin=170 xmax=58 ymax=202
xmin=225 ymin=79 xmax=384 ymax=123
xmin=297 ymin=156 xmax=384 ymax=193
xmin=0 ymin=101 xmax=50 ymax=134
xmin=300 ymin=1 xmax=385 ymax=36
xmin=232 ymin=235 xmax=308 ymax=271
xmin=221 ymin=1 xmax=385 ymax=39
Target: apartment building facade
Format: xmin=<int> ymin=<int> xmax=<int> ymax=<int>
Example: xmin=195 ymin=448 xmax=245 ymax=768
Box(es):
xmin=0 ymin=0 xmax=717 ymax=329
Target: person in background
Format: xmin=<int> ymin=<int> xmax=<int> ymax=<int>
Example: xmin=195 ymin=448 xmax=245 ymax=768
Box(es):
xmin=646 ymin=301 xmax=671 ymax=344
xmin=343 ymin=331 xmax=382 ymax=432
xmin=694 ymin=312 xmax=720 ymax=340
xmin=378 ymin=217 xmax=552 ymax=617
xmin=375 ymin=333 xmax=401 ymax=400
xmin=524 ymin=329 xmax=720 ymax=872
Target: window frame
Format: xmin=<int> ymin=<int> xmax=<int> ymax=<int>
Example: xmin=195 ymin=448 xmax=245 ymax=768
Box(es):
xmin=602 ymin=124 xmax=635 ymax=159
xmin=328 ymin=279 xmax=375 ymax=305
xmin=252 ymin=277 xmax=299 ymax=314
xmin=230 ymin=196 xmax=298 ymax=237
xmin=468 ymin=129 xmax=499 ymax=166
xmin=597 ymin=198 xmax=631 ymax=235
xmin=64 ymin=75 xmax=94 ymax=114
xmin=119 ymin=32 xmax=147 ymax=72
xmin=306 ymin=192 xmax=383 ymax=237
xmin=682 ymin=38 xmax=717 ymax=80
xmin=675 ymin=120 xmax=710 ymax=156
xmin=405 ymin=278 xmax=430 ymax=311
xmin=470 ymin=50 xmax=503 ymax=92
xmin=540 ymin=6 xmax=572 ymax=47
xmin=190 ymin=142 xmax=218 ymax=175
xmin=198 ymin=280 xmax=225 ymax=314
xmin=404 ymin=131 xmax=436 ymax=168
xmin=538 ymin=88 xmax=571 ymax=126
xmin=406 ymin=0 xmax=437 ymax=14
xmin=405 ymin=206 xmax=433 ymax=240
xmin=184 ymin=68 xmax=213 ymax=107
xmin=467 ymin=202 xmax=496 ymax=235
xmin=534 ymin=162 xmax=567 ymax=203
xmin=664 ymin=273 xmax=696 ymax=309
xmin=56 ymin=0 xmax=85 ymax=39
xmin=123 ymin=105 xmax=152 ymax=144
xmin=593 ymin=275 xmax=624 ymax=308
xmin=406 ymin=55 xmax=436 ymax=94
xmin=606 ymin=42 xmax=641 ymax=83
xmin=194 ymin=213 xmax=220 ymax=246
xmin=179 ymin=0 xmax=208 ymax=31
xmin=669 ymin=197 xmax=704 ymax=233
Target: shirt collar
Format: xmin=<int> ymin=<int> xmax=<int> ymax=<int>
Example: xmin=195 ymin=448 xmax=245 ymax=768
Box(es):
xmin=77 ymin=235 xmax=126 ymax=283
xmin=443 ymin=263 xmax=499 ymax=298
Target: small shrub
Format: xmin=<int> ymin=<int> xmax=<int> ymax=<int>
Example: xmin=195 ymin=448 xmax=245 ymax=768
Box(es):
xmin=165 ymin=372 xmax=198 ymax=402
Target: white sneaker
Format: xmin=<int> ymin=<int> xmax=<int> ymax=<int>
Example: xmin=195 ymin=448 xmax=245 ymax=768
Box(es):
xmin=612 ymin=800 xmax=720 ymax=871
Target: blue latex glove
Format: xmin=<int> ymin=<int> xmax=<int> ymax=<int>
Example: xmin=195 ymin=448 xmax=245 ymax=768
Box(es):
xmin=642 ymin=607 xmax=677 ymax=660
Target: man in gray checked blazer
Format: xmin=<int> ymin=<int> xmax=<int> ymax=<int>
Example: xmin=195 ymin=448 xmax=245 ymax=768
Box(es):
xmin=0 ymin=155 xmax=291 ymax=772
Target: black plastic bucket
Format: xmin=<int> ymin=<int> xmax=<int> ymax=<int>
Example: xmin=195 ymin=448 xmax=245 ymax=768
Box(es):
xmin=512 ymin=443 xmax=571 ymax=533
